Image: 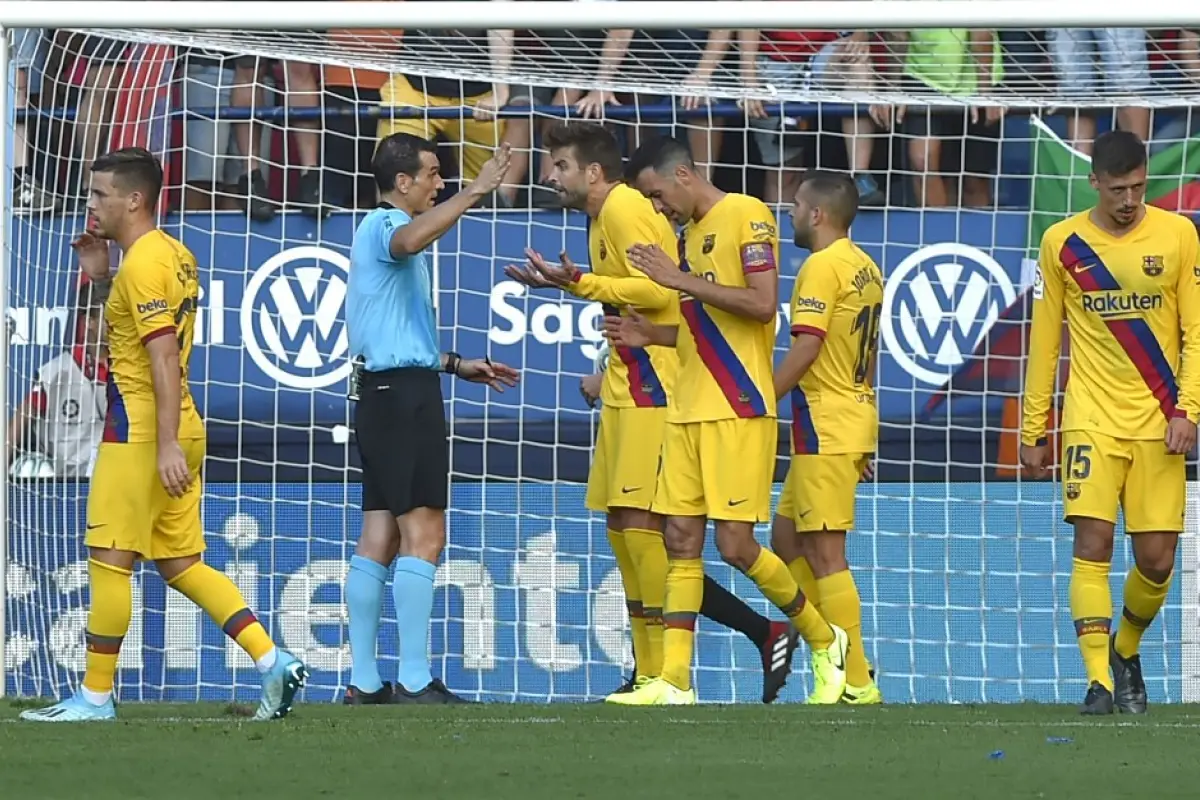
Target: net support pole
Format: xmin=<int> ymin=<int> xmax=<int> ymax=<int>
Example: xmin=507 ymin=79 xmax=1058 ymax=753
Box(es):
xmin=0 ymin=23 xmax=11 ymax=699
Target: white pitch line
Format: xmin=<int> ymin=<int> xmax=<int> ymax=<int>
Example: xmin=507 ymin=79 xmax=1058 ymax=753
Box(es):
xmin=4 ymin=715 xmax=1200 ymax=729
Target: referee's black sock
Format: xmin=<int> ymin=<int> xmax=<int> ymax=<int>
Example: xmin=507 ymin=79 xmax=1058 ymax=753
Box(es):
xmin=700 ymin=574 xmax=771 ymax=649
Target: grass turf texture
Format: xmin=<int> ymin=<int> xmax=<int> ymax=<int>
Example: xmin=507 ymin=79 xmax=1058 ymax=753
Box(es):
xmin=5 ymin=699 xmax=1200 ymax=798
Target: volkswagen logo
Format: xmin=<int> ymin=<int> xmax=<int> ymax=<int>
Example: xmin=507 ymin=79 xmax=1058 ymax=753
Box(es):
xmin=881 ymin=242 xmax=1017 ymax=386
xmin=241 ymin=246 xmax=352 ymax=390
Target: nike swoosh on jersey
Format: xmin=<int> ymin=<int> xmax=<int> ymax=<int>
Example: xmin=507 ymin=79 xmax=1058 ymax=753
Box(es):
xmin=728 ymin=498 xmax=748 ymax=506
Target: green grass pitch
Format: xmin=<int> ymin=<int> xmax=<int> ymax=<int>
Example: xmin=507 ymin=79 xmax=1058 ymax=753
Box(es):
xmin=6 ymin=699 xmax=1200 ymax=798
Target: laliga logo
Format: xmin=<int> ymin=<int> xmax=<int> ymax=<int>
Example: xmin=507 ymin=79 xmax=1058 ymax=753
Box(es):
xmin=880 ymin=242 xmax=1016 ymax=386
xmin=242 ymin=246 xmax=351 ymax=390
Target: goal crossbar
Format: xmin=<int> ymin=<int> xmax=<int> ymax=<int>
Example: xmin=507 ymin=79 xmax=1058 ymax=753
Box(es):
xmin=3 ymin=0 xmax=1200 ymax=31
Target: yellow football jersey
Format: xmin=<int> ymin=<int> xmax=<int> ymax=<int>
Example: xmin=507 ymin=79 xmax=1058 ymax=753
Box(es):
xmin=788 ymin=237 xmax=884 ymax=455
xmin=567 ymin=183 xmax=679 ymax=408
xmin=672 ymin=193 xmax=779 ymax=423
xmin=103 ymin=229 xmax=205 ymax=443
xmin=1022 ymin=206 xmax=1200 ymax=445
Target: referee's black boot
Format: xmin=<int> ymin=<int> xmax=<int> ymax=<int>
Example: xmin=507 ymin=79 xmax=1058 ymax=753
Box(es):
xmin=393 ymin=678 xmax=473 ymax=705
xmin=1080 ymin=681 xmax=1115 ymax=715
xmin=343 ymin=682 xmax=394 ymax=705
xmin=1110 ymin=636 xmax=1148 ymax=714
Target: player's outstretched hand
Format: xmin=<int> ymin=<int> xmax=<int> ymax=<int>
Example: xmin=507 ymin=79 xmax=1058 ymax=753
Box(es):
xmin=469 ymin=143 xmax=513 ymax=198
xmin=1019 ymin=443 xmax=1050 ymax=479
xmin=603 ymin=308 xmax=653 ymax=349
xmin=626 ymin=244 xmax=681 ymax=289
xmin=580 ymin=373 xmax=602 ymax=408
xmin=1166 ymin=416 xmax=1198 ymax=455
xmin=457 ymin=358 xmax=520 ymax=392
xmin=157 ymin=440 xmax=192 ymax=498
xmin=503 ymin=248 xmax=580 ymax=289
xmin=72 ymin=232 xmax=112 ymax=283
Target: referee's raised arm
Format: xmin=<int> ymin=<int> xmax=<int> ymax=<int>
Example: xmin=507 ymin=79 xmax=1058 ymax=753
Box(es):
xmin=339 ymin=132 xmax=518 ymax=707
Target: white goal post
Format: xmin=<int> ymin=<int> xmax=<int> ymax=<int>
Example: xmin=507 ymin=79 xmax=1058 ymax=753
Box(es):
xmin=4 ymin=2 xmax=1200 ymax=705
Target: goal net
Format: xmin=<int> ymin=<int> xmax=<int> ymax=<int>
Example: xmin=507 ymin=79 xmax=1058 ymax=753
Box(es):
xmin=5 ymin=10 xmax=1200 ymax=704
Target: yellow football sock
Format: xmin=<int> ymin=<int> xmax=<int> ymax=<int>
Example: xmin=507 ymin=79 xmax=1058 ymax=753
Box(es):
xmin=607 ymin=529 xmax=650 ymax=678
xmin=82 ymin=559 xmax=133 ymax=696
xmin=168 ymin=562 xmax=275 ymax=664
xmin=787 ymin=556 xmax=820 ymax=606
xmin=817 ymin=570 xmax=870 ymax=686
xmin=625 ymin=527 xmax=667 ymax=677
xmin=1070 ymin=557 xmax=1113 ymax=691
xmin=1115 ymin=566 xmax=1171 ymax=659
xmin=747 ymin=548 xmax=833 ymax=650
xmin=661 ymin=558 xmax=704 ymax=691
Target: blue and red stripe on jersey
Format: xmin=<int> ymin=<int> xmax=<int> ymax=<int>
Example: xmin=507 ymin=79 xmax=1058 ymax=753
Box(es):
xmin=614 ymin=345 xmax=668 ymax=407
xmin=102 ymin=373 xmax=130 ymax=443
xmin=680 ymin=298 xmax=770 ymax=418
xmin=790 ymin=386 xmax=820 ymax=454
xmin=1060 ymin=233 xmax=1184 ymax=421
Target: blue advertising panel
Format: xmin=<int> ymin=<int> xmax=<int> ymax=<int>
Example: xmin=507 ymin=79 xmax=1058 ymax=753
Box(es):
xmin=4 ymin=480 xmax=1182 ymax=705
xmin=7 ymin=209 xmax=1032 ymax=428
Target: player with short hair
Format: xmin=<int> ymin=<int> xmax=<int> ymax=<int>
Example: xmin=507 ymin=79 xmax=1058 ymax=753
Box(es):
xmin=341 ymin=133 xmax=518 ymax=705
xmin=505 ymin=121 xmax=801 ymax=703
xmin=771 ymin=170 xmax=884 ymax=705
xmin=1021 ymin=130 xmax=1200 ymax=715
xmin=21 ymin=148 xmax=307 ymax=723
xmin=605 ymin=137 xmax=848 ymax=706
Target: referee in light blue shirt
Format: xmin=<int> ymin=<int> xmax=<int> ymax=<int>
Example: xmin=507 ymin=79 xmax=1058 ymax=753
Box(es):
xmin=343 ymin=132 xmax=518 ymax=706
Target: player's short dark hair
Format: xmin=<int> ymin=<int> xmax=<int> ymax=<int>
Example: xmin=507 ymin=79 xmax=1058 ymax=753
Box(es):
xmin=91 ymin=147 xmax=163 ymax=210
xmin=798 ymin=170 xmax=859 ymax=229
xmin=625 ymin=136 xmax=694 ymax=180
xmin=542 ymin=122 xmax=624 ymax=181
xmin=373 ymin=132 xmax=439 ymax=192
xmin=1091 ymin=130 xmax=1147 ymax=178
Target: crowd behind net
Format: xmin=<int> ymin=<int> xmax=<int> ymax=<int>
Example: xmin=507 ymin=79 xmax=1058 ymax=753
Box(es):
xmin=4 ymin=18 xmax=1200 ymax=704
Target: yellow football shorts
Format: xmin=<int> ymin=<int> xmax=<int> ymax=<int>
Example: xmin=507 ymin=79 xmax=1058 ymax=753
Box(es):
xmin=653 ymin=417 xmax=775 ymax=523
xmin=1060 ymin=429 xmax=1185 ymax=533
xmin=377 ymin=74 xmax=504 ymax=182
xmin=85 ymin=438 xmax=207 ymax=560
xmin=586 ymin=405 xmax=667 ymax=513
xmin=777 ymin=453 xmax=870 ymax=532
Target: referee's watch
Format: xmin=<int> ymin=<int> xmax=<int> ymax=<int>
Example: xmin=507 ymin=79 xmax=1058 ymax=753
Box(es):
xmin=444 ymin=351 xmax=462 ymax=376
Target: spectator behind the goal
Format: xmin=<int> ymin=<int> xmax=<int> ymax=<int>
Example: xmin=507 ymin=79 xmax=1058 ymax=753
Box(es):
xmin=1047 ymin=28 xmax=1151 ymax=156
xmin=55 ymin=31 xmax=128 ymax=208
xmin=9 ymin=27 xmax=57 ymax=214
xmin=8 ymin=290 xmax=108 ymax=479
xmin=378 ymin=3 xmax=513 ymax=201
xmin=178 ymin=47 xmax=274 ymax=213
xmin=887 ymin=29 xmax=1005 ymax=208
xmin=740 ymin=29 xmax=887 ymax=207
xmin=229 ymin=53 xmax=325 ymax=221
xmin=504 ymin=14 xmax=600 ymax=208
xmin=324 ymin=7 xmax=403 ymax=210
xmin=575 ymin=24 xmax=735 ymax=181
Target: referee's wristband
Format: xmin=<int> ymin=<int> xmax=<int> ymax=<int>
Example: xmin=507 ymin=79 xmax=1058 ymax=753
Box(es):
xmin=444 ymin=351 xmax=461 ymax=376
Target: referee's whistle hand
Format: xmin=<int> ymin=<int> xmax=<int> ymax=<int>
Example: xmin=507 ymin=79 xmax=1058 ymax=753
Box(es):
xmin=457 ymin=358 xmax=520 ymax=392
xmin=157 ymin=441 xmax=192 ymax=498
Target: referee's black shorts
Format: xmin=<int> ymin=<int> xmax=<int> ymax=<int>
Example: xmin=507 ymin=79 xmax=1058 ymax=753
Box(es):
xmin=353 ymin=367 xmax=449 ymax=517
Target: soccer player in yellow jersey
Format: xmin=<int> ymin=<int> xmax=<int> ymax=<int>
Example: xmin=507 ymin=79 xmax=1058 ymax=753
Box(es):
xmin=21 ymin=149 xmax=307 ymax=724
xmin=505 ymin=123 xmax=801 ymax=704
xmin=1021 ymin=131 xmax=1200 ymax=716
xmin=605 ymin=137 xmax=848 ymax=706
xmin=771 ymin=171 xmax=884 ymax=705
